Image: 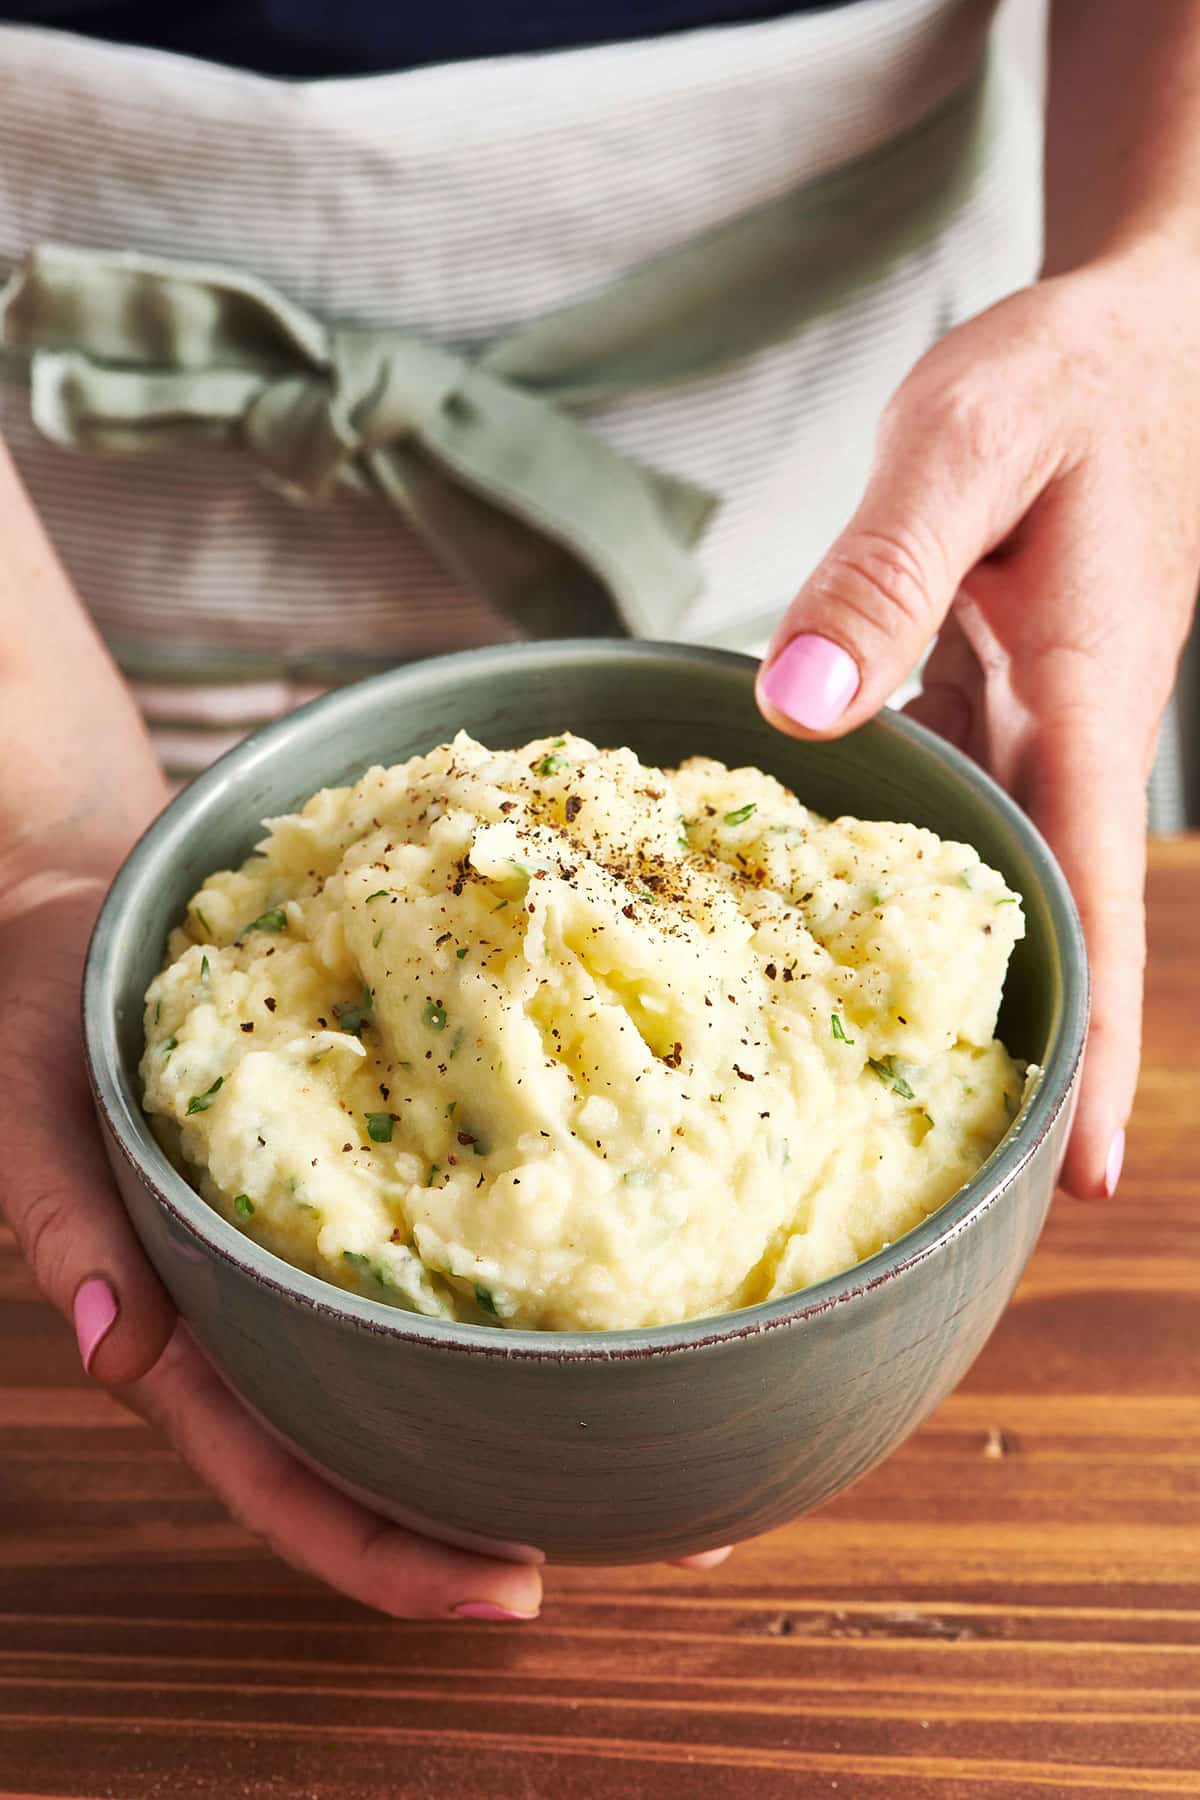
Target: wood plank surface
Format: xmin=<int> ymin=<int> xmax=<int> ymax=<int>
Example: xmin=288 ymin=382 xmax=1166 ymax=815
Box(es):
xmin=3 ymin=839 xmax=1199 ymax=1799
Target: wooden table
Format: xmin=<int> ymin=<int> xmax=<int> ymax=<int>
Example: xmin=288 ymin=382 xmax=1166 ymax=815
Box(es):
xmin=3 ymin=840 xmax=1198 ymax=1800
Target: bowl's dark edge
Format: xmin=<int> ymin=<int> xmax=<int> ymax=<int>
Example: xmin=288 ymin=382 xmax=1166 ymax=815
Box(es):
xmin=82 ymin=640 xmax=1090 ymax=1363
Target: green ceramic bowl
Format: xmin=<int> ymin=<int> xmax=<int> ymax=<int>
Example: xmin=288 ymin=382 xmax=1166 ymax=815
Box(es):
xmin=84 ymin=641 xmax=1087 ymax=1565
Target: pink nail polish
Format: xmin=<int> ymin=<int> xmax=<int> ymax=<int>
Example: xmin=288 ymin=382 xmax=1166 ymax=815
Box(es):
xmin=1104 ymin=1128 xmax=1126 ymax=1198
xmin=453 ymin=1601 xmax=539 ymax=1622
xmin=73 ymin=1277 xmax=118 ymax=1374
xmin=760 ymin=634 xmax=860 ymax=731
xmin=683 ymin=1546 xmax=734 ymax=1570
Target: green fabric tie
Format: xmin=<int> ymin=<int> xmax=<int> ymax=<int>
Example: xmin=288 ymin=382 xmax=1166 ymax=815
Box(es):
xmin=0 ymin=62 xmax=992 ymax=636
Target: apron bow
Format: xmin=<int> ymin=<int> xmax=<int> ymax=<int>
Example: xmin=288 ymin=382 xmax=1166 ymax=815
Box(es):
xmin=0 ymin=245 xmax=717 ymax=636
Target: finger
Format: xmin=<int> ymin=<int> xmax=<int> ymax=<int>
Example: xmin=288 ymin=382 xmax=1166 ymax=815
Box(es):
xmin=128 ymin=1324 xmax=543 ymax=1622
xmin=1015 ymin=692 xmax=1148 ymax=1200
xmin=1 ymin=893 xmax=176 ymax=1386
xmin=900 ymin=610 xmax=979 ymax=754
xmin=756 ymin=371 xmax=1062 ymax=739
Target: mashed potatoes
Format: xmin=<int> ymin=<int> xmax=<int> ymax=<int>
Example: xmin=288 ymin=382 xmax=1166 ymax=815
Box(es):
xmin=141 ymin=733 xmax=1028 ymax=1331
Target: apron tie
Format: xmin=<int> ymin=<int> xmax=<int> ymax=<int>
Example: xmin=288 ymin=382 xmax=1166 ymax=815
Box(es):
xmin=0 ymin=245 xmax=716 ymax=636
xmin=0 ymin=66 xmax=991 ymax=636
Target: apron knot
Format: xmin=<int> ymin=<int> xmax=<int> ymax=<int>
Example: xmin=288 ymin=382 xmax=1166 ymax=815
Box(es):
xmin=244 ymin=328 xmax=468 ymax=503
xmin=0 ymin=243 xmax=716 ymax=636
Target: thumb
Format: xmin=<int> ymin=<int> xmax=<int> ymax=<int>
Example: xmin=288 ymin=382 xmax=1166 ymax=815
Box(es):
xmin=756 ymin=376 xmax=1056 ymax=737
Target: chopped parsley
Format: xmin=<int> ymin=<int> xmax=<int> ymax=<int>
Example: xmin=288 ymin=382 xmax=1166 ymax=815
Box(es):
xmin=492 ymin=898 xmax=510 ymax=913
xmin=474 ymin=1284 xmax=499 ymax=1317
xmin=365 ymin=1111 xmax=395 ymax=1143
xmin=333 ymin=983 xmax=374 ymax=1035
xmin=186 ymin=1075 xmax=224 ymax=1115
xmin=192 ymin=905 xmax=212 ymax=934
xmin=426 ymin=1163 xmax=439 ymax=1185
xmin=996 ymin=896 xmax=1019 ymax=906
xmin=153 ymin=999 xmax=161 ymax=1026
xmin=448 ymin=1025 xmax=465 ymax=1059
xmin=536 ymin=753 xmax=567 ymax=776
xmin=234 ymin=1193 xmax=255 ymax=1219
xmin=364 ymin=889 xmax=391 ymax=902
xmin=342 ymin=1250 xmax=372 ymax=1278
xmin=246 ymin=907 xmax=287 ymax=933
xmin=831 ymin=1013 xmax=854 ymax=1045
xmin=456 ymin=946 xmax=468 ymax=959
xmin=723 ymin=803 xmax=757 ymax=827
xmin=446 ymin=1101 xmax=457 ymax=1117
xmin=161 ymin=1035 xmax=178 ymax=1058
xmin=423 ymin=999 xmax=448 ymax=1031
xmin=372 ymin=927 xmax=384 ymax=948
xmin=867 ymin=1056 xmax=915 ymax=1101
xmin=200 ymin=955 xmax=210 ymax=984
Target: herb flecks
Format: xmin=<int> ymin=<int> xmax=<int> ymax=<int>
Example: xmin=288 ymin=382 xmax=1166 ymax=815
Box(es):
xmin=365 ymin=1111 xmax=395 ymax=1143
xmin=234 ymin=1193 xmax=255 ymax=1219
xmin=334 ymin=984 xmax=374 ymax=1035
xmin=831 ymin=1013 xmax=854 ymax=1045
xmin=246 ymin=907 xmax=287 ymax=933
xmin=723 ymin=803 xmax=757 ymax=827
xmin=868 ymin=1056 xmax=916 ymax=1101
xmin=423 ymin=999 xmax=448 ymax=1031
xmin=186 ymin=1075 xmax=224 ymax=1115
xmin=474 ymin=1284 xmax=499 ymax=1317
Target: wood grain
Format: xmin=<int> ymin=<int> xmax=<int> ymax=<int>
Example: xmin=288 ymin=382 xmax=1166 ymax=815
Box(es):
xmin=3 ymin=839 xmax=1199 ymax=1800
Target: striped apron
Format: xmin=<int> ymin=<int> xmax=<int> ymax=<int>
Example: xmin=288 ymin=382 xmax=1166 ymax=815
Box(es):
xmin=0 ymin=0 xmax=1041 ymax=776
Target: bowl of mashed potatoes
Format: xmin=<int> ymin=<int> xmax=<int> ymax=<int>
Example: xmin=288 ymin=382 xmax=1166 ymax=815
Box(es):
xmin=84 ymin=642 xmax=1087 ymax=1564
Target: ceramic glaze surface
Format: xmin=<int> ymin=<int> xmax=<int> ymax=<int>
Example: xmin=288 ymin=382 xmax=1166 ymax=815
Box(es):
xmin=84 ymin=644 xmax=1087 ymax=1563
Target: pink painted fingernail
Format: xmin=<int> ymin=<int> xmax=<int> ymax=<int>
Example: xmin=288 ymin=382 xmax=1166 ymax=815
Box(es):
xmin=1104 ymin=1128 xmax=1126 ymax=1198
xmin=453 ymin=1601 xmax=540 ymax=1622
xmin=73 ymin=1277 xmax=118 ymax=1374
xmin=760 ymin=634 xmax=860 ymax=730
xmin=683 ymin=1547 xmax=734 ymax=1569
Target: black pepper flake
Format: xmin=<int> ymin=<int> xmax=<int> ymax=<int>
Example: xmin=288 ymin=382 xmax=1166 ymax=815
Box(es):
xmin=342 ymin=1142 xmax=352 ymax=1152
xmin=435 ymin=931 xmax=451 ymax=946
xmin=264 ymin=997 xmax=277 ymax=1011
xmin=240 ymin=1022 xmax=254 ymax=1033
xmin=316 ymin=1016 xmax=328 ymax=1028
xmin=564 ymin=795 xmax=583 ymax=823
xmin=782 ymin=968 xmax=794 ymax=983
xmin=622 ymin=904 xmax=636 ymax=920
xmin=379 ymin=1084 xmax=390 ymax=1100
xmin=499 ymin=800 xmax=515 ymax=813
xmin=733 ymin=1064 xmax=755 ymax=1081
xmin=664 ymin=1041 xmax=683 ymax=1069
xmin=765 ymin=963 xmax=778 ymax=980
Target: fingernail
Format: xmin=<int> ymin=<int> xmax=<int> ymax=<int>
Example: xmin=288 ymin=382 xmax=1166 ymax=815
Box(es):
xmin=683 ymin=1546 xmax=734 ymax=1570
xmin=1104 ymin=1128 xmax=1126 ymax=1198
xmin=73 ymin=1277 xmax=118 ymax=1374
xmin=453 ymin=1601 xmax=540 ymax=1622
xmin=760 ymin=634 xmax=860 ymax=730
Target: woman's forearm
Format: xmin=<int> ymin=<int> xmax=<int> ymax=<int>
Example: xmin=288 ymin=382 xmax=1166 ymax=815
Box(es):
xmin=1044 ymin=0 xmax=1200 ymax=278
xmin=0 ymin=437 xmax=166 ymax=897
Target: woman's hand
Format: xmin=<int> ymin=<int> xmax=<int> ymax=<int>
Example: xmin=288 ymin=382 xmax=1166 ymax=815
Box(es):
xmin=757 ymin=251 xmax=1200 ymax=1198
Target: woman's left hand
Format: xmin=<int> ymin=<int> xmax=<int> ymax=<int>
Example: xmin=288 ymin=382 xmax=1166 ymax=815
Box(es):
xmin=756 ymin=250 xmax=1200 ymax=1199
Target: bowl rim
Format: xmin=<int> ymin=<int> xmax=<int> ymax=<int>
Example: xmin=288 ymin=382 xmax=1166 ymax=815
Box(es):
xmin=83 ymin=639 xmax=1089 ymax=1361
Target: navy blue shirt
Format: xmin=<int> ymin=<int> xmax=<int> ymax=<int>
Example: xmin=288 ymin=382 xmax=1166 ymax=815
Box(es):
xmin=1 ymin=2 xmax=850 ymax=77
